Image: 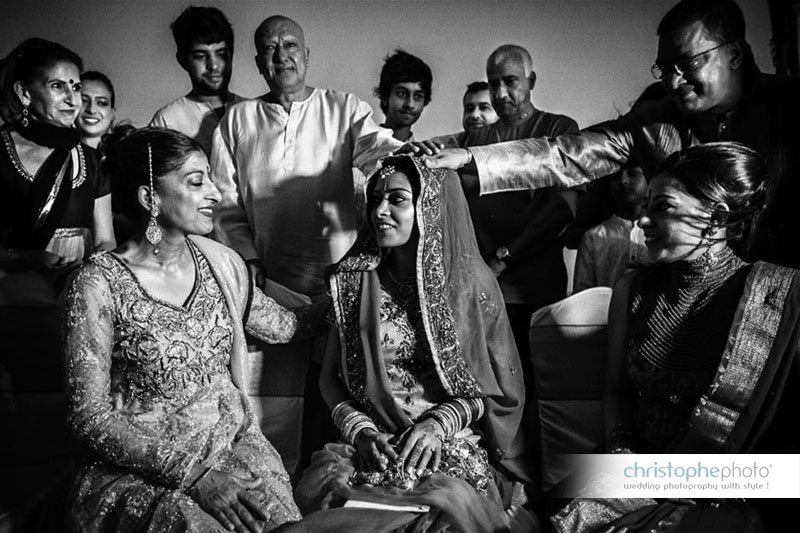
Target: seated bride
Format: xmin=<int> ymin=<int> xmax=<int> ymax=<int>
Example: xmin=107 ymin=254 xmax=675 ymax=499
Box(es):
xmin=294 ymin=155 xmax=537 ymax=532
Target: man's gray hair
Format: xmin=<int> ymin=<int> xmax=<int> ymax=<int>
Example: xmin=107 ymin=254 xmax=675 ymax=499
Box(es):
xmin=487 ymin=44 xmax=533 ymax=73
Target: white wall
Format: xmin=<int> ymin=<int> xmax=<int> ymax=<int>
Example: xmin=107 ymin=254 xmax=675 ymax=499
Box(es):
xmin=0 ymin=0 xmax=773 ymax=139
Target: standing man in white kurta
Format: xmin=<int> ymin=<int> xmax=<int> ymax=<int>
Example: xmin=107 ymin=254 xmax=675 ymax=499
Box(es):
xmin=211 ymin=15 xmax=403 ymax=474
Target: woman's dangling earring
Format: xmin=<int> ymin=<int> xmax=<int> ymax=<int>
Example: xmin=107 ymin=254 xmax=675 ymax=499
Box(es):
xmin=144 ymin=144 xmax=162 ymax=255
xmin=20 ymin=105 xmax=29 ymax=128
xmin=697 ymin=226 xmax=718 ymax=274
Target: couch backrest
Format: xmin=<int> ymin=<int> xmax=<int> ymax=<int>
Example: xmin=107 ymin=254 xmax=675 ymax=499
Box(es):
xmin=529 ymin=287 xmax=612 ymax=491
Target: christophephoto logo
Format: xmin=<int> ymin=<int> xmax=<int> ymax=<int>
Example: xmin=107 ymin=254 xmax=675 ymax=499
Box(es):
xmin=565 ymin=454 xmax=799 ymax=499
xmin=622 ymin=459 xmax=772 ymax=490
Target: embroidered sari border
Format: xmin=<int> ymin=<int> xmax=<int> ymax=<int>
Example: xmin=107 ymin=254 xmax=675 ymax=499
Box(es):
xmin=409 ymin=157 xmax=482 ymax=398
xmin=682 ymin=262 xmax=795 ymax=451
xmin=329 ymin=155 xmax=483 ymax=412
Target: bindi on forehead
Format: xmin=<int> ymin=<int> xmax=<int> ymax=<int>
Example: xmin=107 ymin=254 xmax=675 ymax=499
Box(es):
xmin=48 ymin=75 xmax=78 ymax=84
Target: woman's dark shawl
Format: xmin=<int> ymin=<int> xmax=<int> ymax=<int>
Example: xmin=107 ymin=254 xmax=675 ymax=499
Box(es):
xmin=7 ymin=121 xmax=82 ymax=249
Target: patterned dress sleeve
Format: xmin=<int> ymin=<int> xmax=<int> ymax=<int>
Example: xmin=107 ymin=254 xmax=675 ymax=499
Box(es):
xmin=244 ymin=285 xmax=330 ymax=343
xmin=63 ymin=263 xmax=197 ymax=489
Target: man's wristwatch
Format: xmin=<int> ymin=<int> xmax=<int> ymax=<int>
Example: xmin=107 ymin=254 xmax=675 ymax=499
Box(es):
xmin=496 ymin=246 xmax=511 ymax=261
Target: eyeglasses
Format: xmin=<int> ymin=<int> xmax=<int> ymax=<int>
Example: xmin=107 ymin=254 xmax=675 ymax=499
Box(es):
xmin=650 ymin=42 xmax=731 ymax=81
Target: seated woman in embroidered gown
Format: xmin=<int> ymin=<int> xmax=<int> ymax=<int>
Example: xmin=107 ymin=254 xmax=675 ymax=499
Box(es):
xmin=552 ymin=142 xmax=799 ymax=533
xmin=62 ymin=126 xmax=329 ymax=533
xmin=293 ymin=155 xmax=536 ymax=532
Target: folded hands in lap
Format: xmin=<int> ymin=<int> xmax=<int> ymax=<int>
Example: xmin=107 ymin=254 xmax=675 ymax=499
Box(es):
xmin=190 ymin=469 xmax=268 ymax=533
xmin=355 ymin=418 xmax=446 ymax=476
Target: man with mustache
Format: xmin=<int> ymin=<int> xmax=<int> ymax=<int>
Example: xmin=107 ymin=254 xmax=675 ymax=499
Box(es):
xmin=426 ymin=0 xmax=800 ymax=269
xmin=462 ymin=81 xmax=499 ymax=133
xmin=374 ymin=49 xmax=432 ymax=142
xmin=211 ymin=15 xmax=403 ymax=474
xmin=461 ymin=44 xmax=579 ymax=351
xmin=150 ymin=6 xmax=245 ymax=157
xmin=455 ymin=44 xmax=579 ymax=476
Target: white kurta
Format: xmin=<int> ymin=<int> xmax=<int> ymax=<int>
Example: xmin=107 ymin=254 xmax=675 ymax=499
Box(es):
xmin=573 ymin=214 xmax=650 ymax=293
xmin=211 ymin=88 xmax=402 ymax=297
xmin=149 ymin=94 xmax=247 ymax=157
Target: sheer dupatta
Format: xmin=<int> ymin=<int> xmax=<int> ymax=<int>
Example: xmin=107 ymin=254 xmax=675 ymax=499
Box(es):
xmin=327 ymin=155 xmax=530 ymax=482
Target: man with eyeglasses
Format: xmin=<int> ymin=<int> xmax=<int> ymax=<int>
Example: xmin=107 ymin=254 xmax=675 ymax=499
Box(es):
xmin=423 ymin=0 xmax=800 ymax=268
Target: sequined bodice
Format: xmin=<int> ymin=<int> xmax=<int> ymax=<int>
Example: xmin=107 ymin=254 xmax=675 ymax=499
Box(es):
xmin=380 ymin=287 xmax=445 ymax=420
xmin=628 ymin=248 xmax=750 ymax=451
xmin=100 ymin=241 xmax=234 ymax=405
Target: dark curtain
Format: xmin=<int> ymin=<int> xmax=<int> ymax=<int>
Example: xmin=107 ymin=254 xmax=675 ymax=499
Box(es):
xmin=769 ymin=0 xmax=800 ymax=76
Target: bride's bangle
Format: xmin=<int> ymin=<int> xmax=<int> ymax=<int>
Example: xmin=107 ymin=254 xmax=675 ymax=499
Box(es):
xmin=332 ymin=400 xmax=379 ymax=445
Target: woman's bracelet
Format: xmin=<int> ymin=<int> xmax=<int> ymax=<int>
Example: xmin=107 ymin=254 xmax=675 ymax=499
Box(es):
xmin=427 ymin=407 xmax=457 ymax=437
xmin=425 ymin=398 xmax=483 ymax=438
xmin=184 ymin=465 xmax=213 ymax=494
xmin=331 ymin=400 xmax=378 ymax=445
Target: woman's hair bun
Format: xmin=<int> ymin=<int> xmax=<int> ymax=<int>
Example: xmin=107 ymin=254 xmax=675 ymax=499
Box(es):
xmin=98 ymin=123 xmax=137 ymax=180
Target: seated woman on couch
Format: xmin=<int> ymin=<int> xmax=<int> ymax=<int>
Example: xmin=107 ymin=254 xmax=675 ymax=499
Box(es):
xmin=553 ymin=142 xmax=799 ymax=533
xmin=62 ymin=126 xmax=330 ymax=533
xmin=294 ymin=155 xmax=535 ymax=532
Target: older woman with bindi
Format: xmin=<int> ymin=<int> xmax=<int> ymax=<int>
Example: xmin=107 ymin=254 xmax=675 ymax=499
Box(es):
xmin=0 ymin=38 xmax=115 ymax=279
xmin=0 ymin=37 xmax=116 ymax=525
xmin=62 ymin=126 xmax=329 ymax=532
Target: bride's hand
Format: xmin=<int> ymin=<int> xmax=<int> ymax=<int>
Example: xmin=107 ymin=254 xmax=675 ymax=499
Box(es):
xmin=397 ymin=418 xmax=446 ymax=475
xmin=355 ymin=428 xmax=398 ymax=471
